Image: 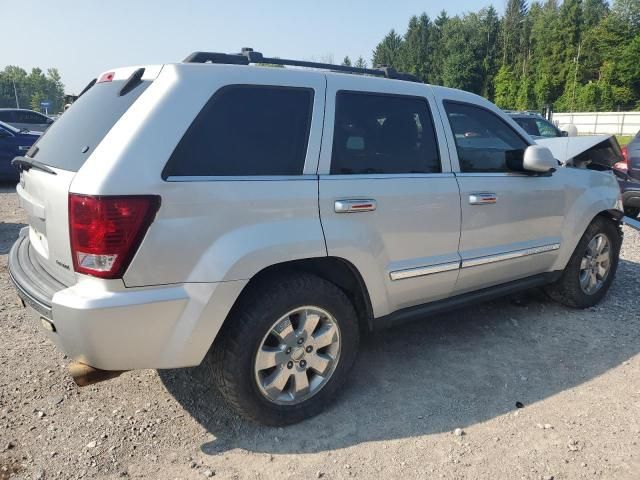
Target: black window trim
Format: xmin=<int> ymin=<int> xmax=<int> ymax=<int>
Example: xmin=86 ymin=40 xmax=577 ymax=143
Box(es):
xmin=162 ymin=83 xmax=315 ymax=181
xmin=328 ymin=89 xmax=443 ymax=176
xmin=443 ymin=99 xmax=533 ymax=176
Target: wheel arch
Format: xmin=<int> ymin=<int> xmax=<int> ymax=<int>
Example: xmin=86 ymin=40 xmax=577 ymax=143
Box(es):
xmin=221 ymin=256 xmax=375 ymax=335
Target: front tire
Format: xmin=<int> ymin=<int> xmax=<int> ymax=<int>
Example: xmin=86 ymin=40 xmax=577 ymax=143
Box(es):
xmin=212 ymin=273 xmax=360 ymax=426
xmin=545 ymin=216 xmax=621 ymax=309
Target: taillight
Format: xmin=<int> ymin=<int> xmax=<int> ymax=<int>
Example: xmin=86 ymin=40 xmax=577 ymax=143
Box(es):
xmin=69 ymin=194 xmax=160 ymax=279
xmin=97 ymin=71 xmax=115 ymax=83
xmin=614 ymin=146 xmax=628 ymax=171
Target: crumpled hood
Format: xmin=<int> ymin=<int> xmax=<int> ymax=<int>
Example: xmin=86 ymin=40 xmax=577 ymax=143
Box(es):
xmin=535 ymin=135 xmax=613 ymax=164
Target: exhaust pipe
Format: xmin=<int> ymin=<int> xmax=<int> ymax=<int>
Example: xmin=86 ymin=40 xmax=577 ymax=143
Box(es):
xmin=68 ymin=361 xmax=125 ymax=387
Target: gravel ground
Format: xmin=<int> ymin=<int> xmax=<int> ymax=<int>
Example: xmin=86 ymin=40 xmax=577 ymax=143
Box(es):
xmin=1 ymin=184 xmax=639 ymax=480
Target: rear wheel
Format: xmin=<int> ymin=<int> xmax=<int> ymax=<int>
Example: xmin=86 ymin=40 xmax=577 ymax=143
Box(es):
xmin=545 ymin=216 xmax=621 ymax=309
xmin=212 ymin=273 xmax=360 ymax=425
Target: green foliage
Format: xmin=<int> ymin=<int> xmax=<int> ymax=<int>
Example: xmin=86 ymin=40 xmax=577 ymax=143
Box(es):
xmin=0 ymin=66 xmax=65 ymax=113
xmin=369 ymin=0 xmax=640 ymax=111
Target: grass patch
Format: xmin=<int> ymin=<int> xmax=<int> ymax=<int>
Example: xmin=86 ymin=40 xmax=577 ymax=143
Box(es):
xmin=616 ymin=135 xmax=633 ymax=146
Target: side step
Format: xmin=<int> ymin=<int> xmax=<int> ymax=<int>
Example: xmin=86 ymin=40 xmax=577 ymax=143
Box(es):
xmin=623 ymin=216 xmax=640 ymax=231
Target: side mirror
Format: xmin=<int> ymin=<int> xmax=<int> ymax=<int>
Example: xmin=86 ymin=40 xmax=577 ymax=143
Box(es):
xmin=561 ymin=130 xmax=569 ymax=137
xmin=523 ymin=145 xmax=557 ymax=173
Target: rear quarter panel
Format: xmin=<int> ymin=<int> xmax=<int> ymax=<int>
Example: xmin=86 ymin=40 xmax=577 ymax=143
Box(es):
xmin=70 ymin=64 xmax=328 ymax=286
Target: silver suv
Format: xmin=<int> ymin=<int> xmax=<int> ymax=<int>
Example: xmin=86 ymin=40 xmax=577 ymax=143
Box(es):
xmin=9 ymin=49 xmax=624 ymax=425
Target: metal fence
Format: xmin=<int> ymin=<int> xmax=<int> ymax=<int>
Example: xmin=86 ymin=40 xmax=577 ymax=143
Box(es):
xmin=552 ymin=111 xmax=640 ymax=136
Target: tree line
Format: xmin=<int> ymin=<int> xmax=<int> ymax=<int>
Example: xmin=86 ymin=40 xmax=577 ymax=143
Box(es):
xmin=343 ymin=0 xmax=640 ymax=112
xmin=0 ymin=66 xmax=65 ymax=113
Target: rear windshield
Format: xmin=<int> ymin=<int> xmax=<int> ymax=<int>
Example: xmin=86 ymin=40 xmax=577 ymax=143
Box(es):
xmin=29 ymin=79 xmax=150 ymax=171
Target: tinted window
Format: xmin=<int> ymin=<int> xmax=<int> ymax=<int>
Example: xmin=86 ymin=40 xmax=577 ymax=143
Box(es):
xmin=330 ymin=91 xmax=440 ymax=175
xmin=163 ymin=86 xmax=313 ymax=177
xmin=29 ymin=79 xmax=151 ymax=171
xmin=445 ymin=102 xmax=529 ymax=173
xmin=16 ymin=111 xmax=47 ymax=124
xmin=0 ymin=111 xmax=15 ymax=122
xmin=513 ymin=116 xmax=561 ymax=138
xmin=535 ymin=118 xmax=561 ymax=137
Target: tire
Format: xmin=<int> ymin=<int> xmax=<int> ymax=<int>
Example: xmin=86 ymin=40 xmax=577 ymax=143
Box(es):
xmin=545 ymin=216 xmax=621 ymax=309
xmin=624 ymin=207 xmax=639 ymax=218
xmin=211 ymin=273 xmax=360 ymax=426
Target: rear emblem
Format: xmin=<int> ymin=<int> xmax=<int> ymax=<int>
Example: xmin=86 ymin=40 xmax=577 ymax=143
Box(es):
xmin=55 ymin=260 xmax=70 ymax=270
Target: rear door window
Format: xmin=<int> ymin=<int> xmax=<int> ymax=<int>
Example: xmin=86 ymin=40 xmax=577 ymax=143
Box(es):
xmin=330 ymin=91 xmax=440 ymax=174
xmin=29 ymin=79 xmax=151 ymax=171
xmin=163 ymin=85 xmax=313 ymax=178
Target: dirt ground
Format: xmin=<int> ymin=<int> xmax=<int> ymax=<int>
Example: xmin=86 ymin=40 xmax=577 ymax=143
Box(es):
xmin=1 ymin=184 xmax=639 ymax=480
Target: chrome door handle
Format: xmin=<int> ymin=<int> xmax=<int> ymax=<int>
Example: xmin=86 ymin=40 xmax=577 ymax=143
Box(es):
xmin=469 ymin=193 xmax=497 ymax=205
xmin=334 ymin=199 xmax=377 ymax=213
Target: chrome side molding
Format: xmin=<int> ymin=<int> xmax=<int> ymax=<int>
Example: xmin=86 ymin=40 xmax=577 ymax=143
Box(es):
xmin=390 ymin=261 xmax=460 ymax=281
xmin=462 ymin=243 xmax=560 ymax=269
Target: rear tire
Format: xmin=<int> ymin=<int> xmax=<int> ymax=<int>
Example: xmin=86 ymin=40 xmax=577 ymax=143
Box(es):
xmin=545 ymin=216 xmax=621 ymax=309
xmin=211 ymin=273 xmax=360 ymax=426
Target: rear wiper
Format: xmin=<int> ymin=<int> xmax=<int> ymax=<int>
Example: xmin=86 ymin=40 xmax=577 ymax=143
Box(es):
xmin=11 ymin=156 xmax=57 ymax=176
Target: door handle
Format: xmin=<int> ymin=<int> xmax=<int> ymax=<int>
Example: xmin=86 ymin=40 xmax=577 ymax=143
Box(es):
xmin=334 ymin=199 xmax=377 ymax=213
xmin=469 ymin=193 xmax=497 ymax=205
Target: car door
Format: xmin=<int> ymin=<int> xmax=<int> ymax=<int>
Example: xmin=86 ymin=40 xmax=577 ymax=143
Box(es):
xmin=437 ymin=97 xmax=565 ymax=295
xmin=318 ymin=77 xmax=461 ymax=318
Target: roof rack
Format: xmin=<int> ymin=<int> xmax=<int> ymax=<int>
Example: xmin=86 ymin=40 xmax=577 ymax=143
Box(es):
xmin=183 ymin=48 xmax=420 ymax=82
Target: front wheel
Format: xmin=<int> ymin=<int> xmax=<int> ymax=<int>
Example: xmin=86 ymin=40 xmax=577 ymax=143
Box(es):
xmin=211 ymin=273 xmax=360 ymax=425
xmin=545 ymin=216 xmax=621 ymax=309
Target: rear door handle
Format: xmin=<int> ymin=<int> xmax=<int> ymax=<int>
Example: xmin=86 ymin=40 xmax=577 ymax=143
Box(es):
xmin=469 ymin=193 xmax=497 ymax=205
xmin=334 ymin=199 xmax=377 ymax=213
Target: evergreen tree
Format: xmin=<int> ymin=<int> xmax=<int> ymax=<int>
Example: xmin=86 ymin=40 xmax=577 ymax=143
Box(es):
xmin=372 ymin=30 xmax=403 ymax=68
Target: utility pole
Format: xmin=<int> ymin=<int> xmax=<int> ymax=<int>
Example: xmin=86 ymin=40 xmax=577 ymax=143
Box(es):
xmin=12 ymin=80 xmax=20 ymax=108
xmin=570 ymin=41 xmax=582 ymax=114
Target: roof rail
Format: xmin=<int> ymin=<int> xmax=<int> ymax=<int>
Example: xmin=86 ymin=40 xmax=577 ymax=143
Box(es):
xmin=183 ymin=48 xmax=420 ymax=82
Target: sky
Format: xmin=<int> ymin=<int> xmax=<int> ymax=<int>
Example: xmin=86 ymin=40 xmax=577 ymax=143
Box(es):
xmin=2 ymin=0 xmax=501 ymax=93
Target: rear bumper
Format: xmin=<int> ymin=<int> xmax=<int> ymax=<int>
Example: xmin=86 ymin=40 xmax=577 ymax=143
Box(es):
xmin=8 ymin=230 xmax=246 ymax=371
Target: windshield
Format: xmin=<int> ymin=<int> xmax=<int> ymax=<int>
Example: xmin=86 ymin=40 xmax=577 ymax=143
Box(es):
xmin=28 ymin=79 xmax=151 ymax=171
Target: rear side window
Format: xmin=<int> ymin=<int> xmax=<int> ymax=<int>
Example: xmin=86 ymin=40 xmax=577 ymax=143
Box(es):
xmin=0 ymin=111 xmax=15 ymax=122
xmin=28 ymin=79 xmax=151 ymax=171
xmin=163 ymin=85 xmax=313 ymax=178
xmin=445 ymin=102 xmax=529 ymax=173
xmin=330 ymin=91 xmax=440 ymax=174
xmin=16 ymin=111 xmax=48 ymax=124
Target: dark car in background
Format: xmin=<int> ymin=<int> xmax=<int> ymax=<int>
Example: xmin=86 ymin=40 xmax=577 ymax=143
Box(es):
xmin=0 ymin=108 xmax=54 ymax=133
xmin=507 ymin=112 xmax=568 ymax=139
xmin=615 ymin=133 xmax=640 ymax=217
xmin=0 ymin=121 xmax=41 ymax=182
